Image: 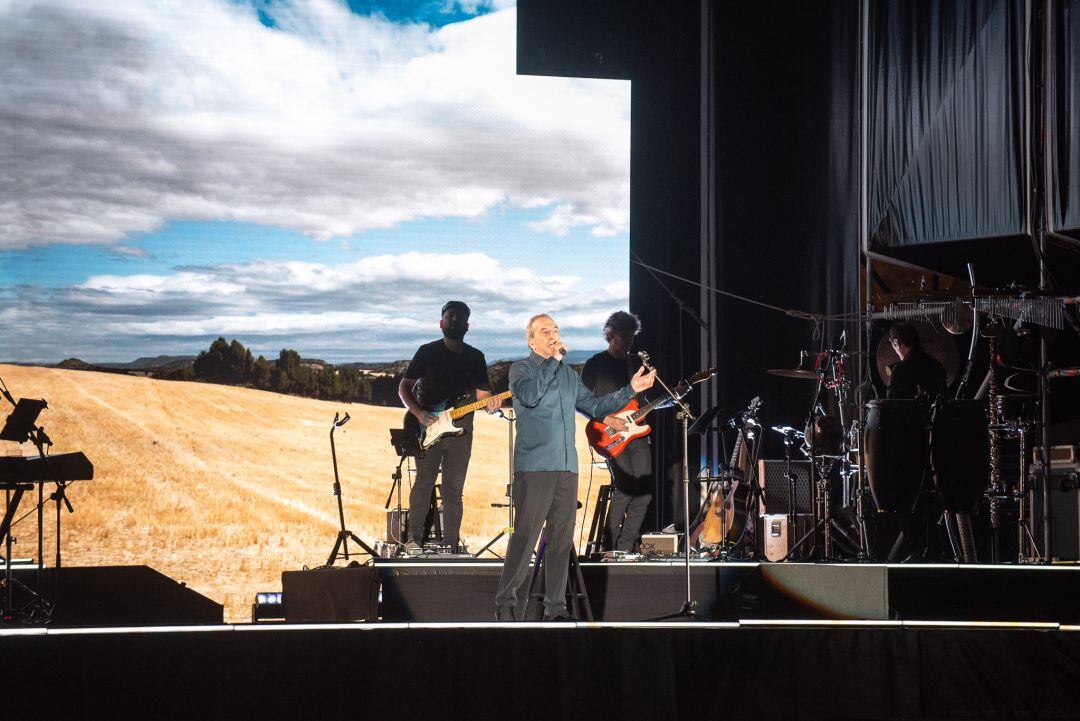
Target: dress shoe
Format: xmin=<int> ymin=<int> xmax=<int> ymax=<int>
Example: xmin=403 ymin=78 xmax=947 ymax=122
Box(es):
xmin=542 ymin=613 xmax=576 ymax=623
xmin=495 ymin=607 xmax=516 ymax=622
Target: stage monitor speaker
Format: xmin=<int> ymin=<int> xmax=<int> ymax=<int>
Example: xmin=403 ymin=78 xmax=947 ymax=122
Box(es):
xmin=282 ymin=566 xmax=379 ymax=622
xmin=758 ymin=459 xmax=813 ymax=515
xmin=9 ymin=566 xmax=222 ymax=626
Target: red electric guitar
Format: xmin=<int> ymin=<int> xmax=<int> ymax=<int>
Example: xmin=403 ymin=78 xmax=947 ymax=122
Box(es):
xmin=585 ymin=366 xmax=717 ymax=459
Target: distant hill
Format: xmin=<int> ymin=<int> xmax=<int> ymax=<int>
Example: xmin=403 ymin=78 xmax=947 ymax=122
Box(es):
xmin=96 ymin=355 xmax=196 ymax=371
xmin=56 ymin=358 xmax=95 ymax=370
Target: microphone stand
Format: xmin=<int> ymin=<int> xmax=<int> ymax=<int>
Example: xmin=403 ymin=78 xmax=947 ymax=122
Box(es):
xmin=639 ymin=352 xmax=703 ymax=621
xmin=326 ymin=412 xmax=378 ymax=566
xmin=475 ymin=408 xmax=516 ymax=558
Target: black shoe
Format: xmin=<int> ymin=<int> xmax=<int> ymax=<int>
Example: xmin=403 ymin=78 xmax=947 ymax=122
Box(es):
xmin=495 ymin=607 xmax=516 ymax=622
xmin=542 ymin=613 xmax=576 ymax=623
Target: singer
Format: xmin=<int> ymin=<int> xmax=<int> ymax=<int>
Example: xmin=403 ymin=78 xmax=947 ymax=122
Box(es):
xmin=494 ymin=313 xmax=656 ymax=621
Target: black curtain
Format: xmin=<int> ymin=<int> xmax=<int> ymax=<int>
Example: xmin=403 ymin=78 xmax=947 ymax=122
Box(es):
xmin=705 ymin=1 xmax=862 ymax=464
xmin=1050 ymin=0 xmax=1080 ymax=241
xmin=866 ymin=0 xmax=1031 ymax=284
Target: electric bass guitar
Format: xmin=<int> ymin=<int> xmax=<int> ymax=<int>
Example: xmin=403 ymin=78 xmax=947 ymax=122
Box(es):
xmin=403 ymin=390 xmax=512 ymax=452
xmin=585 ymin=366 xmax=717 ymax=459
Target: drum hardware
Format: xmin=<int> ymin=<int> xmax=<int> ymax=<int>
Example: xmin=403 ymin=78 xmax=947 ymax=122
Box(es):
xmin=325 ymin=412 xmax=379 ymax=566
xmin=781 ymin=345 xmax=863 ymax=562
xmin=866 ymin=279 xmax=1078 ymax=563
xmin=985 ymin=333 xmax=1005 ymax=533
xmin=869 ymin=294 xmax=1075 ymax=332
xmin=983 ymin=328 xmax=1044 ymax=563
xmin=766 ymin=350 xmax=816 ymax=380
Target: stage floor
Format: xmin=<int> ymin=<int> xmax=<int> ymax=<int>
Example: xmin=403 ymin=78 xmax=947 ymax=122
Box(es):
xmin=5 ymin=620 xmax=1080 ymax=720
xmin=8 ymin=561 xmax=1080 ymax=719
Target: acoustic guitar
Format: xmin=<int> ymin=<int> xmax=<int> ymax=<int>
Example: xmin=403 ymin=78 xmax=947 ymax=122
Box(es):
xmin=691 ymin=396 xmax=762 ymax=549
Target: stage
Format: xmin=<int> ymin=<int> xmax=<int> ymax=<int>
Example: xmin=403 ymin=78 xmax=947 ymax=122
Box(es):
xmin=4 ymin=561 xmax=1080 ymax=718
xmin=282 ymin=559 xmax=1080 ymax=625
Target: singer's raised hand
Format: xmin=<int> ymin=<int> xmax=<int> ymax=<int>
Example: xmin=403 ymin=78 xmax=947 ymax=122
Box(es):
xmin=630 ymin=365 xmax=657 ymax=393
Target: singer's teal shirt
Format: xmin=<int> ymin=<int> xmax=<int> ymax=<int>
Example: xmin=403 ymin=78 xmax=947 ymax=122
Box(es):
xmin=509 ymin=351 xmax=634 ymax=473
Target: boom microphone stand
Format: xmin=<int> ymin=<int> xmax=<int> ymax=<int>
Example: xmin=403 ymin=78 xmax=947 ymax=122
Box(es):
xmin=325 ymin=412 xmax=378 ymax=565
xmin=640 ymin=352 xmax=705 ymax=621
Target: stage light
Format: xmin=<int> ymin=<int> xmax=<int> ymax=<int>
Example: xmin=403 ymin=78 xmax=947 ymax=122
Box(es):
xmin=251 ymin=591 xmax=284 ymax=622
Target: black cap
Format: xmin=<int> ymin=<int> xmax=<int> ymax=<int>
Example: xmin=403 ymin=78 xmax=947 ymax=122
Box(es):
xmin=441 ymin=300 xmax=471 ymax=318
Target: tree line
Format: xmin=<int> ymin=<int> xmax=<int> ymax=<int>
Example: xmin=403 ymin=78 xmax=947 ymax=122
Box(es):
xmin=153 ymin=337 xmax=515 ymax=406
xmin=153 ymin=337 xmax=401 ymax=404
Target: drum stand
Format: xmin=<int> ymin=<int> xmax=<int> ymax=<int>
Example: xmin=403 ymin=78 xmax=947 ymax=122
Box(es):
xmin=1013 ymin=423 xmax=1043 ymax=563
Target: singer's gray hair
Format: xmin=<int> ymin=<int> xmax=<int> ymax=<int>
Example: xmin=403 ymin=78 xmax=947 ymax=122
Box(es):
xmin=525 ymin=314 xmax=553 ymax=342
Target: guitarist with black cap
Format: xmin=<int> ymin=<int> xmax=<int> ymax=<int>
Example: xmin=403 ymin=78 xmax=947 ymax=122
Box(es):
xmin=398 ymin=301 xmax=502 ymax=553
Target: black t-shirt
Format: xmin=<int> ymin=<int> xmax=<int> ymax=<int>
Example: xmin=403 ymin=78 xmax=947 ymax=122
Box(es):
xmin=404 ymin=340 xmax=491 ymax=426
xmin=887 ymin=348 xmax=948 ymax=399
xmin=581 ymin=350 xmax=641 ymax=397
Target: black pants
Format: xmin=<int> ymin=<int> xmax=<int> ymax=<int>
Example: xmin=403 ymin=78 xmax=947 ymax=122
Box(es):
xmin=604 ymin=439 xmax=653 ymax=552
xmin=494 ymin=471 xmax=578 ymax=617
xmin=407 ymin=429 xmax=472 ymax=549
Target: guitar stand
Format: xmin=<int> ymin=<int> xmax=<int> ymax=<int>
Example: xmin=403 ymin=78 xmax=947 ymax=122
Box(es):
xmin=325 ymin=412 xmax=378 ymax=566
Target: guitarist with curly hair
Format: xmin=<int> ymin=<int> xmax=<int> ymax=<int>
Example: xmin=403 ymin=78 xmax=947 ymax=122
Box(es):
xmin=581 ymin=311 xmax=657 ymax=553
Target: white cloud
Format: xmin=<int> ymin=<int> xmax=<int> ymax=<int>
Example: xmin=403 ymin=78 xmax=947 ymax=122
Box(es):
xmin=0 ymin=0 xmax=629 ymax=250
xmin=1 ymin=251 xmax=629 ymax=361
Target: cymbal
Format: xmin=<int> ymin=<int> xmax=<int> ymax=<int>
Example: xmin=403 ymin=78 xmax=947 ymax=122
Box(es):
xmin=767 ymin=368 xmax=817 ymax=379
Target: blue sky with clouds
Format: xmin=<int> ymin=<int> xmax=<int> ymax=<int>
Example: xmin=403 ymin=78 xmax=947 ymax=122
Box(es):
xmin=0 ymin=0 xmax=629 ymax=363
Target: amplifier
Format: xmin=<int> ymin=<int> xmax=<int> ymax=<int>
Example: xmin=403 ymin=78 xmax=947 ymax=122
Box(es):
xmin=639 ymin=533 xmax=678 ymax=556
xmin=761 ymin=513 xmax=814 ymax=561
xmin=757 ymin=459 xmax=813 ymax=515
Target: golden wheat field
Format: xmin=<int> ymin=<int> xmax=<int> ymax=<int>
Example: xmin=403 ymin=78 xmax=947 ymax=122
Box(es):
xmin=0 ymin=364 xmax=611 ymax=622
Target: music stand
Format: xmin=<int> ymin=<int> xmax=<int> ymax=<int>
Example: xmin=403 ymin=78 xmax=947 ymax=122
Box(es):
xmin=687 ymin=404 xmax=723 ymax=436
xmin=1 ymin=399 xmax=47 ymax=443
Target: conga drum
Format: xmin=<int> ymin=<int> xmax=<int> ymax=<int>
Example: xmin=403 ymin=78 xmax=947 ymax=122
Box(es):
xmin=864 ymin=400 xmax=930 ymax=513
xmin=930 ymin=399 xmax=990 ymax=513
